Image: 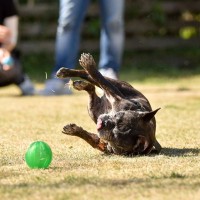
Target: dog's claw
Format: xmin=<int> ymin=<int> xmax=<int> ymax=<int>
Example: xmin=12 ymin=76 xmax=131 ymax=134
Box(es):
xmin=56 ymin=67 xmax=70 ymax=78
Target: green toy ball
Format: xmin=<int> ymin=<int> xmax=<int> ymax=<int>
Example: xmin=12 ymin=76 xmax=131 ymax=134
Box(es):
xmin=25 ymin=141 xmax=52 ymax=169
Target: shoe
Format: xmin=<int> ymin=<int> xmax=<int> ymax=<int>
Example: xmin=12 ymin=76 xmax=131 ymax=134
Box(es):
xmin=19 ymin=75 xmax=35 ymax=96
xmin=99 ymin=68 xmax=118 ymax=80
xmin=36 ymin=78 xmax=72 ymax=96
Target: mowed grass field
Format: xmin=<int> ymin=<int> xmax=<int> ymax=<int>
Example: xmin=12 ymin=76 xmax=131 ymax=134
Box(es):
xmin=0 ymin=71 xmax=200 ymax=200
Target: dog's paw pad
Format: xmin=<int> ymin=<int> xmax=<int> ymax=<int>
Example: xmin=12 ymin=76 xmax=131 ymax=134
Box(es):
xmin=62 ymin=124 xmax=82 ymax=135
xmin=79 ymin=53 xmax=95 ymax=68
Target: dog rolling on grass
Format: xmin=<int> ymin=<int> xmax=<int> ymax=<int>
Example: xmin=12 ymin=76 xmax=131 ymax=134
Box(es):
xmin=56 ymin=53 xmax=161 ymax=155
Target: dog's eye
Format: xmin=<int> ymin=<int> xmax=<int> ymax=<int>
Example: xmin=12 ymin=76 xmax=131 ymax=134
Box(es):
xmin=132 ymin=101 xmax=141 ymax=108
xmin=134 ymin=101 xmax=139 ymax=106
xmin=117 ymin=121 xmax=125 ymax=129
xmin=116 ymin=117 xmax=123 ymax=125
xmin=116 ymin=122 xmax=131 ymax=133
xmin=115 ymin=112 xmax=124 ymax=119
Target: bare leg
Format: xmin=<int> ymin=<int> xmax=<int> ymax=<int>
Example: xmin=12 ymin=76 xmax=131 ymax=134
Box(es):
xmin=63 ymin=123 xmax=107 ymax=152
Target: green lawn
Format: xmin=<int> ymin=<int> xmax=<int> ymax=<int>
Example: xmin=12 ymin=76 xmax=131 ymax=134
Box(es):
xmin=0 ymin=52 xmax=200 ymax=200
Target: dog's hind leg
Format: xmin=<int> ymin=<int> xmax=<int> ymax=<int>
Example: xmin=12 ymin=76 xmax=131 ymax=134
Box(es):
xmin=56 ymin=61 xmax=127 ymax=95
xmin=79 ymin=53 xmax=125 ymax=101
xmin=62 ymin=123 xmax=108 ymax=152
xmin=56 ymin=67 xmax=104 ymax=88
xmin=56 ymin=68 xmax=91 ymax=81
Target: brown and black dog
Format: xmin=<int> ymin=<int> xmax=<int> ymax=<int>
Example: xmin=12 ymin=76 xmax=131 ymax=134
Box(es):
xmin=56 ymin=53 xmax=161 ymax=155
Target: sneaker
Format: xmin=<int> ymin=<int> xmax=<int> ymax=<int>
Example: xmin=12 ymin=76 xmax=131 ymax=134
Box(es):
xmin=36 ymin=78 xmax=72 ymax=96
xmin=18 ymin=75 xmax=35 ymax=96
xmin=99 ymin=68 xmax=118 ymax=80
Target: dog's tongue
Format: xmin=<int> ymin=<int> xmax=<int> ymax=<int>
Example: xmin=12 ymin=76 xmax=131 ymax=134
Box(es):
xmin=97 ymin=119 xmax=102 ymax=130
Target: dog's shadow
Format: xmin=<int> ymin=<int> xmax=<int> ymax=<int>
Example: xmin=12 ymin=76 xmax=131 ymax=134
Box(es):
xmin=159 ymin=147 xmax=200 ymax=157
xmin=100 ymin=147 xmax=200 ymax=158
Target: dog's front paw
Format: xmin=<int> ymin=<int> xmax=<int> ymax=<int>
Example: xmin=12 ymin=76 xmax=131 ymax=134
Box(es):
xmin=73 ymin=80 xmax=88 ymax=91
xmin=73 ymin=80 xmax=95 ymax=91
xmin=62 ymin=123 xmax=83 ymax=136
xmin=56 ymin=67 xmax=71 ymax=79
xmin=79 ymin=53 xmax=96 ymax=69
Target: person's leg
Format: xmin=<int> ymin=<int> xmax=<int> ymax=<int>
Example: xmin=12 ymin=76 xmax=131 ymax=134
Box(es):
xmin=52 ymin=0 xmax=90 ymax=76
xmin=99 ymin=0 xmax=124 ymax=79
xmin=14 ymin=59 xmax=35 ymax=96
xmin=17 ymin=74 xmax=35 ymax=96
xmin=39 ymin=0 xmax=90 ymax=95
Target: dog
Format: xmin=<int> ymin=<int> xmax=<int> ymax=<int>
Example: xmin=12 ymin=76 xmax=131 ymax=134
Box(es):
xmin=56 ymin=53 xmax=161 ymax=155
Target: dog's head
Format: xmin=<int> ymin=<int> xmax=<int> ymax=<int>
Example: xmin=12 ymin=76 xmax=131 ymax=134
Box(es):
xmin=96 ymin=108 xmax=160 ymax=154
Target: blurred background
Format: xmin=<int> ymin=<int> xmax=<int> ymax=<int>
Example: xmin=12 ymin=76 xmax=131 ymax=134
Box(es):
xmin=15 ymin=0 xmax=200 ymax=82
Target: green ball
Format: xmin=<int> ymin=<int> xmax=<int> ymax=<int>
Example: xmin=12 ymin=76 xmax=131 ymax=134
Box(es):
xmin=25 ymin=141 xmax=52 ymax=169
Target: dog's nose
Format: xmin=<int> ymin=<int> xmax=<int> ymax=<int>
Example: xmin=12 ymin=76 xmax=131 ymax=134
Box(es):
xmin=104 ymin=120 xmax=111 ymax=127
xmin=98 ymin=119 xmax=114 ymax=130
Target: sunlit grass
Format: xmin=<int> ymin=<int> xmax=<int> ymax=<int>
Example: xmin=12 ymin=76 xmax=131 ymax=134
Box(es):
xmin=0 ymin=70 xmax=200 ymax=200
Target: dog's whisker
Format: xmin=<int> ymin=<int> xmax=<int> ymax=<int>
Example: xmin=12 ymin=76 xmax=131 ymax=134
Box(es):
xmin=65 ymin=79 xmax=73 ymax=89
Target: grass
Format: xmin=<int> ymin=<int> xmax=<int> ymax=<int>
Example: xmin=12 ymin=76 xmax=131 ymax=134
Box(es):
xmin=0 ymin=51 xmax=200 ymax=199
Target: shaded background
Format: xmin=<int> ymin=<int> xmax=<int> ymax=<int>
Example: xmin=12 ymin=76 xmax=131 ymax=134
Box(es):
xmin=15 ymin=0 xmax=200 ymax=82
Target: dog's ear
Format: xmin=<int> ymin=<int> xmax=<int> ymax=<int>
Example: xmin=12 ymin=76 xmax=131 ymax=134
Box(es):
xmin=134 ymin=135 xmax=149 ymax=153
xmin=142 ymin=108 xmax=161 ymax=122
